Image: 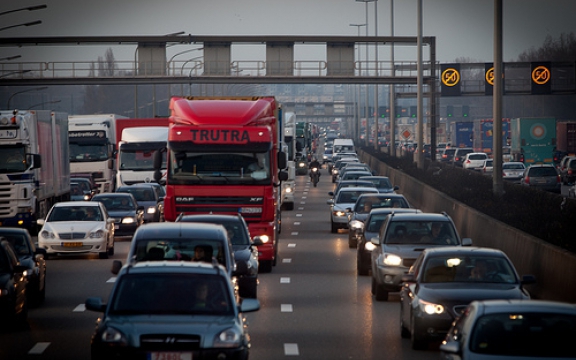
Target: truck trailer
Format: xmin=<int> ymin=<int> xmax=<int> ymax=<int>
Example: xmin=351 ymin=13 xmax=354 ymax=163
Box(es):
xmin=155 ymin=96 xmax=287 ymax=273
xmin=68 ymin=114 xmax=126 ymax=193
xmin=510 ymin=117 xmax=556 ymax=164
xmin=281 ymin=112 xmax=296 ymax=211
xmin=0 ymin=110 xmax=70 ymax=231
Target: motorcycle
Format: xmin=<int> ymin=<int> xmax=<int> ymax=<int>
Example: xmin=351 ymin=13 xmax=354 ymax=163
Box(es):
xmin=310 ymin=167 xmax=320 ymax=187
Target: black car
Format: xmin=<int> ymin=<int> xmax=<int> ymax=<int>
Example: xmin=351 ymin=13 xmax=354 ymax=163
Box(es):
xmin=0 ymin=228 xmax=46 ymax=307
xmin=87 ymin=261 xmax=260 ymax=360
xmin=92 ymin=193 xmax=144 ymax=237
xmin=399 ymin=246 xmax=535 ymax=350
xmin=116 ymin=183 xmax=164 ymax=222
xmin=0 ymin=239 xmax=28 ymax=327
xmin=176 ymin=213 xmax=261 ymax=299
xmin=356 ymin=208 xmax=421 ymax=276
xmin=347 ymin=193 xmax=411 ymax=248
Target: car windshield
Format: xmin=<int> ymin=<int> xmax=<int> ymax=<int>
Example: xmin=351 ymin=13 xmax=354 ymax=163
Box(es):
xmin=1 ymin=234 xmax=30 ymax=256
xmin=469 ymin=154 xmax=487 ymax=160
xmin=336 ymin=190 xmax=375 ymax=204
xmin=355 ymin=196 xmax=408 ymax=213
xmin=503 ymin=163 xmax=524 ymax=170
xmin=180 ymin=220 xmax=249 ymax=245
xmin=134 ymin=239 xmax=226 ymax=266
xmin=469 ymin=313 xmax=576 ymax=357
xmin=94 ymin=196 xmax=134 ymax=210
xmin=47 ymin=206 xmax=102 ymax=222
xmin=422 ymin=256 xmax=517 ymax=283
xmin=385 ymin=221 xmax=458 ymax=245
xmin=119 ymin=188 xmax=155 ymax=202
xmin=110 ymin=273 xmax=233 ymax=316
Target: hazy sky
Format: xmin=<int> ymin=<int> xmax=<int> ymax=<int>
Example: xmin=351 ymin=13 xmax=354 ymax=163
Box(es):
xmin=1 ymin=0 xmax=575 ymax=64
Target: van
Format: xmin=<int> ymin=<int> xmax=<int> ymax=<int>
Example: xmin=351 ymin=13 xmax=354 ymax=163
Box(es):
xmin=333 ymin=138 xmax=355 ymax=155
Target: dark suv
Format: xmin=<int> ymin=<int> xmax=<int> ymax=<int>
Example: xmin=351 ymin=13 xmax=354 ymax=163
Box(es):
xmin=87 ymin=261 xmax=260 ymax=360
xmin=452 ymin=147 xmax=474 ymax=167
xmin=176 ymin=214 xmax=262 ymax=298
xmin=370 ymin=212 xmax=472 ymax=301
xmin=0 ymin=238 xmax=29 ymax=327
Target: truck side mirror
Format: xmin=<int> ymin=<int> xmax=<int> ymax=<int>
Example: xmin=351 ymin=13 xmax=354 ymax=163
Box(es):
xmin=153 ymin=150 xmax=162 ymax=170
xmin=30 ymin=154 xmax=41 ymax=169
xmin=278 ymin=151 xmax=287 ymax=170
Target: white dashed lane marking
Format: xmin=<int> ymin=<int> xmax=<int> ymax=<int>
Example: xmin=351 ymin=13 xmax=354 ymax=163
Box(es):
xmin=28 ymin=342 xmax=50 ymax=355
xmin=280 ymin=277 xmax=290 ymax=283
xmin=73 ymin=304 xmax=85 ymax=312
xmin=281 ymin=304 xmax=293 ymax=312
xmin=284 ymin=343 xmax=300 ymax=356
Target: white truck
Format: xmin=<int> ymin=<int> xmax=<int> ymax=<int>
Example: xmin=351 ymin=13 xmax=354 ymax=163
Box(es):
xmin=116 ymin=126 xmax=168 ymax=187
xmin=68 ymin=114 xmax=126 ymax=193
xmin=281 ymin=112 xmax=297 ymax=210
xmin=0 ymin=110 xmax=70 ymax=232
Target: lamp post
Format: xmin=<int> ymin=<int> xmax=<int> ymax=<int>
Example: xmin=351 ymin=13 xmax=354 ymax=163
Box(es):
xmin=0 ymin=5 xmax=47 ymax=17
xmin=0 ymin=55 xmax=21 ymax=61
xmin=0 ymin=20 xmax=42 ymax=32
xmin=350 ymin=23 xmax=366 ymax=143
xmin=7 ymin=86 xmax=48 ymax=109
xmin=27 ymin=99 xmax=61 ymax=110
xmin=356 ymin=0 xmax=376 ymax=147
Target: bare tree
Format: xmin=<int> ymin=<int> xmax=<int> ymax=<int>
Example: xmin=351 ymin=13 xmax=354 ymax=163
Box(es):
xmin=517 ymin=32 xmax=576 ymax=62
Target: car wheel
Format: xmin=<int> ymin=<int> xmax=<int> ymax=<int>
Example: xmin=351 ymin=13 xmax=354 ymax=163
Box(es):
xmin=99 ymin=250 xmax=109 ymax=259
xmin=331 ymin=220 xmax=338 ymax=233
xmin=410 ymin=316 xmax=427 ymax=350
xmin=348 ymin=234 xmax=357 ymax=248
xmin=371 ymin=277 xmax=376 ymax=295
xmin=357 ymin=255 xmax=369 ymax=276
xmin=374 ymin=283 xmax=389 ymax=301
xmin=259 ymin=260 xmax=272 ymax=273
xmin=400 ymin=304 xmax=410 ymax=338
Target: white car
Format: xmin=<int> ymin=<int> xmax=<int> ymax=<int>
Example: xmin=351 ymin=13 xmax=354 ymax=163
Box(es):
xmin=37 ymin=201 xmax=115 ymax=259
xmin=502 ymin=162 xmax=526 ymax=182
xmin=462 ymin=152 xmax=489 ymax=170
xmin=327 ymin=187 xmax=379 ymax=233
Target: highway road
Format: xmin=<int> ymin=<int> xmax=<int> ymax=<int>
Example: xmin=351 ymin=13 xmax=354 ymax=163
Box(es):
xmin=0 ymin=170 xmax=444 ymax=360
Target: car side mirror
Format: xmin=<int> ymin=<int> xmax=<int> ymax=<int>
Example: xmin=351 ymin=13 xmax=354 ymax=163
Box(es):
xmin=521 ymin=274 xmax=536 ymax=285
xmin=401 ymin=274 xmax=415 ymax=283
xmin=461 ymin=238 xmax=473 ymax=246
xmin=370 ymin=237 xmax=380 ymax=245
xmin=85 ymin=297 xmax=107 ymax=312
xmin=36 ymin=219 xmax=45 ymax=226
xmin=328 ymin=191 xmax=334 ymax=196
xmin=439 ymin=340 xmax=461 ymax=354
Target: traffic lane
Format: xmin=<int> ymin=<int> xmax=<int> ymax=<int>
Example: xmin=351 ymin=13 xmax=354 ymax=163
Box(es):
xmin=248 ymin=173 xmax=439 ymax=360
xmin=0 ymin=238 xmax=131 ymax=360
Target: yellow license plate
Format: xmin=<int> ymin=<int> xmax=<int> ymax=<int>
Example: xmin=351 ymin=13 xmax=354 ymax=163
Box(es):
xmin=148 ymin=352 xmax=192 ymax=360
xmin=62 ymin=242 xmax=83 ymax=247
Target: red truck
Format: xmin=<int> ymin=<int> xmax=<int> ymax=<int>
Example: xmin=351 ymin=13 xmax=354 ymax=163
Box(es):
xmin=155 ymin=96 xmax=287 ymax=272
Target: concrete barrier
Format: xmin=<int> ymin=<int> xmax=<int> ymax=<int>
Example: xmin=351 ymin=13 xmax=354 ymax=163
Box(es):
xmin=359 ymin=150 xmax=576 ymax=302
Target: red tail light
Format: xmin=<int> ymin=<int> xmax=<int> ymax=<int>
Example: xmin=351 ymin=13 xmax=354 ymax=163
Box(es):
xmin=524 ymin=176 xmax=530 ymax=184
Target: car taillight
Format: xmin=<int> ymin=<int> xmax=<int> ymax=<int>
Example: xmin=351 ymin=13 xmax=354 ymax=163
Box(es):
xmin=557 ymin=175 xmax=561 ymax=183
xmin=569 ymin=169 xmax=573 ymax=175
xmin=466 ymin=160 xmax=471 ymax=164
xmin=524 ymin=176 xmax=530 ymax=184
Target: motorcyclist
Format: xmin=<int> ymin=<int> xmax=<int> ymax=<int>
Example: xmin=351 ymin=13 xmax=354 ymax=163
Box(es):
xmin=309 ymin=157 xmax=321 ymax=181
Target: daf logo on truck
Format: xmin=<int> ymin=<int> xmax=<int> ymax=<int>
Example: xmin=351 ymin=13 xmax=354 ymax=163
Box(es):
xmin=176 ymin=197 xmax=195 ymax=203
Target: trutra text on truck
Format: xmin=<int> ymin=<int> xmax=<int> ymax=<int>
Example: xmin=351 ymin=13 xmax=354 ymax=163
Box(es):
xmin=154 ymin=96 xmax=287 ymax=272
xmin=0 ymin=110 xmax=70 ymax=232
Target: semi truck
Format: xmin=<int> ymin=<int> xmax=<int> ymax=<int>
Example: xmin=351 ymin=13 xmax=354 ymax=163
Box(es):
xmin=115 ymin=118 xmax=169 ymax=187
xmin=155 ymin=96 xmax=287 ymax=273
xmin=510 ymin=117 xmax=557 ymax=164
xmin=472 ymin=118 xmax=510 ymax=153
xmin=68 ymin=114 xmax=126 ymax=193
xmin=0 ymin=110 xmax=70 ymax=232
xmin=281 ymin=112 xmax=296 ymax=210
xmin=556 ymin=121 xmax=576 ymax=154
xmin=451 ymin=121 xmax=474 ymax=148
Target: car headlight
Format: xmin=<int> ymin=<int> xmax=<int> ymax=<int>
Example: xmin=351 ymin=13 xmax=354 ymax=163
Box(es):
xmin=298 ymin=162 xmax=306 ymax=168
xmin=40 ymin=230 xmax=55 ymax=239
xmin=349 ymin=220 xmax=364 ymax=230
xmin=213 ymin=327 xmax=242 ymax=348
xmin=285 ymin=187 xmax=292 ymax=193
xmin=258 ymin=235 xmax=270 ymax=243
xmin=364 ymin=241 xmax=376 ymax=252
xmin=89 ymin=230 xmax=105 ymax=238
xmin=333 ymin=210 xmax=346 ymax=217
xmin=122 ymin=217 xmax=135 ymax=224
xmin=100 ymin=326 xmax=128 ymax=346
xmin=381 ymin=253 xmax=402 ymax=266
xmin=418 ymin=299 xmax=445 ymax=315
xmin=146 ymin=207 xmax=156 ymax=214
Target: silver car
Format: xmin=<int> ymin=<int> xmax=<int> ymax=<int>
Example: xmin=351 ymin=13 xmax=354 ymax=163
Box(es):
xmin=521 ymin=164 xmax=561 ymax=193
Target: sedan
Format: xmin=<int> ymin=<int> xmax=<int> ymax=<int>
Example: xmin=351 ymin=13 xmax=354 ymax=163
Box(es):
xmin=358 ymin=176 xmax=399 ymax=193
xmin=0 ymin=239 xmax=28 ymax=328
xmin=502 ymin=161 xmax=526 ymax=182
xmin=116 ymin=183 xmax=164 ymax=222
xmin=92 ymin=193 xmax=144 ymax=238
xmin=0 ymin=228 xmax=47 ymax=307
xmin=177 ymin=213 xmax=262 ymax=298
xmin=440 ymin=299 xmax=576 ymax=359
xmin=462 ymin=152 xmax=489 ymax=171
xmin=327 ymin=187 xmax=379 ymax=233
xmin=399 ymin=247 xmax=535 ymax=350
xmin=37 ymin=201 xmax=115 ymax=259
xmin=347 ymin=193 xmax=411 ymax=248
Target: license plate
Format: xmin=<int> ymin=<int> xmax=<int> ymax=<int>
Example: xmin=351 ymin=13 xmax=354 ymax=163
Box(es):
xmin=62 ymin=242 xmax=83 ymax=247
xmin=148 ymin=352 xmax=192 ymax=360
xmin=114 ymin=224 xmax=120 ymax=229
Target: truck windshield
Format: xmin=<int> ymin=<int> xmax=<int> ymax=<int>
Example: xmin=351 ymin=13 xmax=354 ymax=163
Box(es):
xmin=169 ymin=151 xmax=271 ymax=185
xmin=119 ymin=149 xmax=167 ymax=171
xmin=0 ymin=146 xmax=27 ymax=173
xmin=69 ymin=143 xmax=108 ymax=162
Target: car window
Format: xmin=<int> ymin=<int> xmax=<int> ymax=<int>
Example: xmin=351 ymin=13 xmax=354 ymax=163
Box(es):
xmin=134 ymin=238 xmax=226 ymax=265
xmin=355 ymin=196 xmax=408 ymax=212
xmin=503 ymin=163 xmax=524 ymax=170
xmin=470 ymin=313 xmax=576 ymax=357
xmin=110 ymin=273 xmax=233 ymax=315
xmin=469 ymin=154 xmax=487 ymax=160
xmin=529 ymin=167 xmax=558 ymax=177
xmin=2 ymin=234 xmax=30 ymax=256
xmin=385 ymin=221 xmax=458 ymax=245
xmin=422 ymin=256 xmax=516 ymax=283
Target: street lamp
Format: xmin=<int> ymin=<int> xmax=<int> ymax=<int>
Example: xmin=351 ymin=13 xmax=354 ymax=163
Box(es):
xmin=0 ymin=5 xmax=46 ymax=17
xmin=0 ymin=20 xmax=42 ymax=32
xmin=0 ymin=55 xmax=22 ymax=61
xmin=356 ymin=0 xmax=376 ymax=147
xmin=350 ymin=23 xmax=366 ymax=143
xmin=27 ymin=99 xmax=61 ymax=110
xmin=6 ymin=86 xmax=48 ymax=109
